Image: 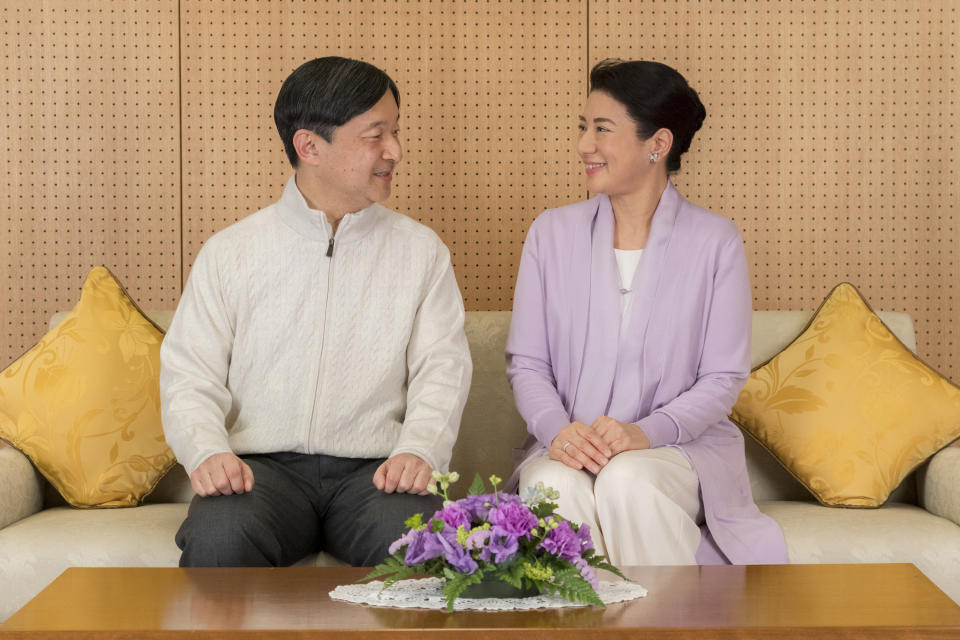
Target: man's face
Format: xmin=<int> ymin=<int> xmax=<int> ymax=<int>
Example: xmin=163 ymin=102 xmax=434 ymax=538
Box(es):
xmin=309 ymin=90 xmax=402 ymax=213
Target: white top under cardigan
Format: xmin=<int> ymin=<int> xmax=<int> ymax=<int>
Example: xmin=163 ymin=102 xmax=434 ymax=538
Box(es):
xmin=614 ymin=248 xmax=643 ymax=319
xmin=160 ymin=176 xmax=472 ymax=476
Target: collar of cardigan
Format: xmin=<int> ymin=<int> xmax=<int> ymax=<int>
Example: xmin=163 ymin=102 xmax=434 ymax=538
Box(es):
xmin=275 ymin=174 xmax=382 ymax=245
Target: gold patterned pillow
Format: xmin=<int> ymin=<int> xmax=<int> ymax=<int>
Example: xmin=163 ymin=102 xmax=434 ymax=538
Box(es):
xmin=0 ymin=267 xmax=175 ymax=507
xmin=732 ymin=283 xmax=960 ymax=507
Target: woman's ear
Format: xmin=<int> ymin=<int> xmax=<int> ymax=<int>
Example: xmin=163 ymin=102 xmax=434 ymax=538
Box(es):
xmin=650 ymin=127 xmax=674 ymax=160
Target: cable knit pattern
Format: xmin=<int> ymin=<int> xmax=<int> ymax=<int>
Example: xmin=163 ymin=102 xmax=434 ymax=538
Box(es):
xmin=160 ymin=176 xmax=471 ymax=475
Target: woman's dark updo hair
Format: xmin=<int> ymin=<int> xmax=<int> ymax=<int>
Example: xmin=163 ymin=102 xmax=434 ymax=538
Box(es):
xmin=589 ymin=59 xmax=706 ymax=174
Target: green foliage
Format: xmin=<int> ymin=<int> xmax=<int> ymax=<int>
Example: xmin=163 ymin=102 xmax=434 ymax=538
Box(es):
xmin=520 ymin=558 xmax=553 ymax=582
xmin=467 ymin=472 xmax=486 ymax=495
xmin=490 ymin=559 xmax=526 ymax=589
xmin=361 ymin=472 xmax=629 ymax=611
xmin=404 ymin=512 xmax=426 ymax=530
xmin=442 ymin=570 xmax=485 ymax=611
xmin=382 ymin=564 xmax=420 ymax=589
xmin=360 ymin=554 xmax=440 ymax=590
xmin=547 ymin=567 xmax=605 ymax=607
xmin=592 ymin=559 xmax=627 ymax=581
xmin=530 ymin=501 xmax=557 ymax=519
xmin=360 ymin=555 xmax=409 ymax=584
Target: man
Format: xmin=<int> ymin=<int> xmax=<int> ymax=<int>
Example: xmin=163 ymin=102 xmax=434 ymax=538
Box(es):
xmin=160 ymin=57 xmax=472 ymax=567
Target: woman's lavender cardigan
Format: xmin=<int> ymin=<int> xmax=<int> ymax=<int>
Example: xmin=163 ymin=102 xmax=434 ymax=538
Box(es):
xmin=506 ymin=182 xmax=788 ymax=564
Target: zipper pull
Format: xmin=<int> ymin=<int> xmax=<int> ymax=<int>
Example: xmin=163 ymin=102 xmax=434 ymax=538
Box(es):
xmin=326 ymin=237 xmax=334 ymax=258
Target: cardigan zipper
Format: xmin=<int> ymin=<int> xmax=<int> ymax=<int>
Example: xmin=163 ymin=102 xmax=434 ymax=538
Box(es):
xmin=307 ymin=235 xmax=335 ymax=447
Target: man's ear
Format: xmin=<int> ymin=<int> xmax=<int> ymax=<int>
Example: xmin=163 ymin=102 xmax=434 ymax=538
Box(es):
xmin=292 ymin=129 xmax=327 ymax=167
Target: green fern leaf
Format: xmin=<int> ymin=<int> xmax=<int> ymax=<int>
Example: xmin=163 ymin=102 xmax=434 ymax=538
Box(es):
xmin=358 ymin=555 xmax=405 ymax=582
xmin=382 ymin=565 xmax=419 ymax=589
xmin=591 ymin=559 xmax=627 ymax=580
xmin=490 ymin=561 xmax=523 ymax=589
xmin=467 ymin=473 xmax=486 ymax=495
xmin=442 ymin=572 xmax=484 ymax=611
xmin=506 ymin=561 xmax=525 ymax=588
xmin=554 ymin=573 xmax=604 ymax=607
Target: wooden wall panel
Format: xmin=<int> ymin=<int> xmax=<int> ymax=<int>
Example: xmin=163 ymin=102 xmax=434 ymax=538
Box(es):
xmin=3 ymin=0 xmax=955 ymax=380
xmin=590 ymin=0 xmax=958 ymax=378
xmin=0 ymin=1 xmax=180 ymax=366
xmin=180 ymin=0 xmax=585 ymax=309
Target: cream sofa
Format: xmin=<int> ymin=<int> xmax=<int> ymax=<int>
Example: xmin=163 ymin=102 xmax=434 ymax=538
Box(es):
xmin=1 ymin=310 xmax=958 ymax=621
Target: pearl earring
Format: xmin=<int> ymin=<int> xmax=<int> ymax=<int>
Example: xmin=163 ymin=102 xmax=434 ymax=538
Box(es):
xmin=649 ymin=152 xmax=659 ymax=163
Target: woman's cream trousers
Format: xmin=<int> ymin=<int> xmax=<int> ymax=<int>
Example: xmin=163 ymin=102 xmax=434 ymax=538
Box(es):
xmin=520 ymin=447 xmax=702 ymax=565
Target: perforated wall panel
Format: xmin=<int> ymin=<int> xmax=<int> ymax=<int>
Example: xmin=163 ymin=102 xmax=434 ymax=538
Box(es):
xmin=180 ymin=0 xmax=586 ymax=309
xmin=591 ymin=0 xmax=958 ymax=378
xmin=1 ymin=1 xmax=180 ymax=364
xmin=3 ymin=1 xmax=956 ymax=379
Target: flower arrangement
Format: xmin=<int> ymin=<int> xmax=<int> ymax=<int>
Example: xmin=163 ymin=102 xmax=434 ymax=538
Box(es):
xmin=361 ymin=472 xmax=625 ymax=611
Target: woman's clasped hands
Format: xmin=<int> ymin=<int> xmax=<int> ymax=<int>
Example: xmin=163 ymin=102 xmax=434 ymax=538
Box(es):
xmin=549 ymin=416 xmax=652 ymax=473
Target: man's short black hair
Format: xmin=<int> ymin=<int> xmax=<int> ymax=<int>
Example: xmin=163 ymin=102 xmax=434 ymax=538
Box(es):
xmin=274 ymin=57 xmax=400 ymax=167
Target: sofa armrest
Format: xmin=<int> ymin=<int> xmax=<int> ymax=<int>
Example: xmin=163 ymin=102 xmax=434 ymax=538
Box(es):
xmin=0 ymin=444 xmax=43 ymax=529
xmin=919 ymin=445 xmax=960 ymax=527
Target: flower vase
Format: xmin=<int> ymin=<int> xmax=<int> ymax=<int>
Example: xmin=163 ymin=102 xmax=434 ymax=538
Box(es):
xmin=461 ymin=577 xmax=540 ymax=599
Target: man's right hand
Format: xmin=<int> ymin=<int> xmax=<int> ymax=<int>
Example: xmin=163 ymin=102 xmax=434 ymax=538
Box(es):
xmin=190 ymin=452 xmax=255 ymax=497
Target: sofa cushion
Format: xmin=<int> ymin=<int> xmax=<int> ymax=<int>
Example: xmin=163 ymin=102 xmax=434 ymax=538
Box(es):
xmin=449 ymin=311 xmax=527 ymax=498
xmin=759 ymin=500 xmax=960 ymax=604
xmin=749 ymin=309 xmax=916 ymax=368
xmin=732 ymin=283 xmax=960 ymax=507
xmin=0 ymin=267 xmax=176 ymax=508
xmin=0 ymin=446 xmax=43 ymax=529
xmin=0 ymin=503 xmax=186 ymax=621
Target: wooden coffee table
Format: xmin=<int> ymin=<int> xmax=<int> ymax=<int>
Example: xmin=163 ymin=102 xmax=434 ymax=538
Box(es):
xmin=2 ymin=564 xmax=959 ymax=638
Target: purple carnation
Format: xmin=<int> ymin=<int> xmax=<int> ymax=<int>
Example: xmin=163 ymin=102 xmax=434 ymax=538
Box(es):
xmin=575 ymin=522 xmax=595 ymax=553
xmin=488 ymin=501 xmax=538 ymax=539
xmin=460 ymin=492 xmax=525 ymax=521
xmin=539 ymin=520 xmax=581 ymax=561
xmin=433 ymin=503 xmax=472 ymax=530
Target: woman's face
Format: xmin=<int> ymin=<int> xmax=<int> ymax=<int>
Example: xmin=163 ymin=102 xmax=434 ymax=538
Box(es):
xmin=577 ymin=90 xmax=660 ymax=197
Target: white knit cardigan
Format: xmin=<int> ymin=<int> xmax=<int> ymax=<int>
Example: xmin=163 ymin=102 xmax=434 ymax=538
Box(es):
xmin=160 ymin=177 xmax=472 ymax=475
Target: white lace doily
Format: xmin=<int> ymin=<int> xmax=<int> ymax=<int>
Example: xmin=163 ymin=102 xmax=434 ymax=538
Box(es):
xmin=330 ymin=577 xmax=647 ymax=611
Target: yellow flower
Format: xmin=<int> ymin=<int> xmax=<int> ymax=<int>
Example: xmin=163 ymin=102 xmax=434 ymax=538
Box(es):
xmin=523 ymin=560 xmax=553 ymax=581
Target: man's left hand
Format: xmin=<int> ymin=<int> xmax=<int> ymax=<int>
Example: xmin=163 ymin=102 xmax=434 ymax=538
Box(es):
xmin=373 ymin=453 xmax=434 ymax=495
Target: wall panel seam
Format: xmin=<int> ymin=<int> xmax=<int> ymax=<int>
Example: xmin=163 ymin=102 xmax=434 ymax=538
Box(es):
xmin=177 ymin=0 xmax=184 ymax=294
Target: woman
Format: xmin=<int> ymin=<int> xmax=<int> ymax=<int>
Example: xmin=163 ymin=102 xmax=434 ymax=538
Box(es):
xmin=507 ymin=60 xmax=788 ymax=566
